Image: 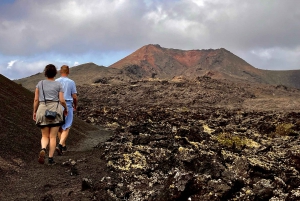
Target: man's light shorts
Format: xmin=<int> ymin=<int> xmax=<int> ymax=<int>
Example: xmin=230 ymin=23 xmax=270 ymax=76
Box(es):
xmin=62 ymin=101 xmax=74 ymax=130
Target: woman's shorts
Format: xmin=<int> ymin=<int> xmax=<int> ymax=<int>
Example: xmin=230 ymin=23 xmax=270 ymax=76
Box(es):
xmin=36 ymin=101 xmax=64 ymax=128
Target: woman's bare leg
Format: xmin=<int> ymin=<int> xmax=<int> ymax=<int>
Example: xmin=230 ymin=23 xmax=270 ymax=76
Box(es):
xmin=39 ymin=127 xmax=51 ymax=164
xmin=48 ymin=126 xmax=59 ymax=158
xmin=41 ymin=127 xmax=50 ymax=149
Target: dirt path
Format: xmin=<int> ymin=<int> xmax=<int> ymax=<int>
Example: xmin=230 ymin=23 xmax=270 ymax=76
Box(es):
xmin=71 ymin=128 xmax=112 ymax=152
xmin=1 ymin=127 xmax=113 ymax=201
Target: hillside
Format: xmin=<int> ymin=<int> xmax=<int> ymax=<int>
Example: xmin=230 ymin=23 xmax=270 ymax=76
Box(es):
xmin=15 ymin=44 xmax=300 ymax=91
xmin=0 ymin=74 xmax=40 ymax=162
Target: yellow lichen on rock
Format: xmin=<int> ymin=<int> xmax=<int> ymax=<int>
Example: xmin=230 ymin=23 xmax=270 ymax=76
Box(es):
xmin=175 ymin=136 xmax=201 ymax=149
xmin=203 ymin=124 xmax=214 ymax=134
xmin=107 ymin=151 xmax=147 ymax=171
xmin=244 ymin=138 xmax=260 ymax=148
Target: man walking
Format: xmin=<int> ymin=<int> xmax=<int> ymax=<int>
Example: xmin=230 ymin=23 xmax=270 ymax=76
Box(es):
xmin=55 ymin=65 xmax=77 ymax=155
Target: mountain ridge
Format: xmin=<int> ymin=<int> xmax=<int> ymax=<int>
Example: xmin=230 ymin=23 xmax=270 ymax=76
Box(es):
xmin=15 ymin=44 xmax=300 ymax=90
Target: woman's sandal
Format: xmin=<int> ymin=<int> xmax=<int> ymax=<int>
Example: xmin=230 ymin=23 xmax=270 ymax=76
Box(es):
xmin=38 ymin=148 xmax=46 ymax=164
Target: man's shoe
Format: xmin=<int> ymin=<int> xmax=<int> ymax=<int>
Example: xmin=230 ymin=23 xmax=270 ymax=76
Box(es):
xmin=62 ymin=146 xmax=67 ymax=152
xmin=38 ymin=149 xmax=46 ymax=164
xmin=48 ymin=157 xmax=56 ymax=165
xmin=56 ymin=144 xmax=63 ymax=156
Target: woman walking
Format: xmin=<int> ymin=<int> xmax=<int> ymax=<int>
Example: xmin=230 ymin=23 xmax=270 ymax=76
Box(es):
xmin=33 ymin=64 xmax=68 ymax=165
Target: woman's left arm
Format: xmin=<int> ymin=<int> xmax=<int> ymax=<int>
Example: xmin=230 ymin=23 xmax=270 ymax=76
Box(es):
xmin=33 ymin=88 xmax=39 ymax=121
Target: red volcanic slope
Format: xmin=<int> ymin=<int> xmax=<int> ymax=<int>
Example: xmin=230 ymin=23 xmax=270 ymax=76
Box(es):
xmin=108 ymin=44 xmax=263 ymax=81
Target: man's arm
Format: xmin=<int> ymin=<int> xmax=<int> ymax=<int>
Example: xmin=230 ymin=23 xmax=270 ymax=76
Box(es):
xmin=72 ymin=93 xmax=78 ymax=111
xmin=71 ymin=81 xmax=78 ymax=111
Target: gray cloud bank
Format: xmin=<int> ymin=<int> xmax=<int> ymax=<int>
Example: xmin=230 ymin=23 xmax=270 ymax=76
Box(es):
xmin=0 ymin=0 xmax=299 ymax=79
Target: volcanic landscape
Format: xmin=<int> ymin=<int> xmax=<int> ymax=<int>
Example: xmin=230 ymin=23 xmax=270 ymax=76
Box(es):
xmin=2 ymin=44 xmax=300 ymax=200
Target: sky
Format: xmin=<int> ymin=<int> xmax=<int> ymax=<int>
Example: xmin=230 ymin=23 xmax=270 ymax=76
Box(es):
xmin=0 ymin=0 xmax=299 ymax=80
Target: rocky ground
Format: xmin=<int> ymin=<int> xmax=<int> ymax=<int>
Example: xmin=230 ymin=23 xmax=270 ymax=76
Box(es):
xmin=3 ymin=76 xmax=300 ymax=200
xmin=75 ymin=77 xmax=300 ymax=200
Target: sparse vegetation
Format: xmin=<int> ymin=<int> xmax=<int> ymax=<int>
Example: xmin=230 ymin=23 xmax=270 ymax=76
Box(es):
xmin=271 ymin=123 xmax=296 ymax=136
xmin=216 ymin=132 xmax=247 ymax=149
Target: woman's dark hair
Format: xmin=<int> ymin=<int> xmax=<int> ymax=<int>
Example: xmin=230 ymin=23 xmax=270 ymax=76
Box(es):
xmin=44 ymin=64 xmax=57 ymax=78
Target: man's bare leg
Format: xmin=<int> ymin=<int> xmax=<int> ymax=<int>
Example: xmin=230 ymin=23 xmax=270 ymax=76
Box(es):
xmin=59 ymin=128 xmax=70 ymax=147
xmin=56 ymin=128 xmax=70 ymax=155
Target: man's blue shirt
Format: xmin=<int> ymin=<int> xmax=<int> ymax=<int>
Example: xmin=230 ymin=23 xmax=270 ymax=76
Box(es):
xmin=55 ymin=77 xmax=77 ymax=101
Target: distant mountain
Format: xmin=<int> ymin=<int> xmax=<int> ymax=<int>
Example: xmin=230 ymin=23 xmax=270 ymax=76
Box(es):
xmin=109 ymin=44 xmax=300 ymax=88
xmin=15 ymin=63 xmax=129 ymax=92
xmin=109 ymin=44 xmax=257 ymax=80
xmin=15 ymin=44 xmax=300 ymax=90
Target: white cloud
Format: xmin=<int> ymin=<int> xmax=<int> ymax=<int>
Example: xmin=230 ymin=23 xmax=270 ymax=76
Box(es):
xmin=251 ymin=49 xmax=274 ymax=60
xmin=0 ymin=0 xmax=299 ymax=79
xmin=7 ymin=60 xmax=17 ymax=69
xmin=190 ymin=0 xmax=205 ymax=7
